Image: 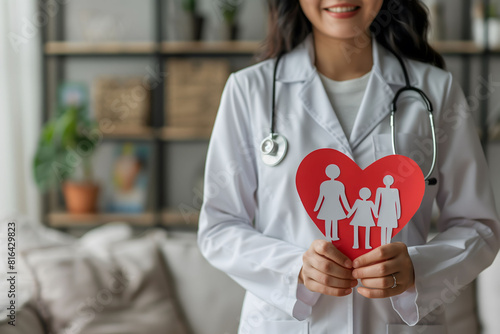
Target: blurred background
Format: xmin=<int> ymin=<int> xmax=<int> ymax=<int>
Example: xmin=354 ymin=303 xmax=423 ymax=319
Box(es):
xmin=0 ymin=0 xmax=500 ymax=333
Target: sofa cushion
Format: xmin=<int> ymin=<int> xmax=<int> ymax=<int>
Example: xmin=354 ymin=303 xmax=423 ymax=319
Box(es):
xmin=0 ymin=302 xmax=45 ymax=334
xmin=0 ymin=216 xmax=75 ymax=322
xmin=23 ymin=225 xmax=189 ymax=334
xmin=160 ymin=232 xmax=245 ymax=334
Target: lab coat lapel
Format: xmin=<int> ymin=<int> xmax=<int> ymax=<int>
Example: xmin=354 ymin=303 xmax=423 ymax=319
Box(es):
xmin=277 ymin=34 xmax=353 ymax=157
xmin=277 ymin=34 xmax=406 ymax=156
xmin=349 ymin=39 xmax=404 ymax=150
xmin=298 ymin=73 xmax=353 ymax=156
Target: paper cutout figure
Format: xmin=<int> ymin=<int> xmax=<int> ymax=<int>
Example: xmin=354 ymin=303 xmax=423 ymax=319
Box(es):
xmin=347 ymin=188 xmax=377 ymax=249
xmin=313 ymin=164 xmax=351 ymax=241
xmin=295 ymin=148 xmax=425 ymax=261
xmin=374 ymin=175 xmax=401 ymax=245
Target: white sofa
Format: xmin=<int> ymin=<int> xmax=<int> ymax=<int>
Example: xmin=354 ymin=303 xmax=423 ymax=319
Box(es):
xmin=0 ymin=219 xmax=493 ymax=334
xmin=0 ymin=221 xmax=245 ymax=334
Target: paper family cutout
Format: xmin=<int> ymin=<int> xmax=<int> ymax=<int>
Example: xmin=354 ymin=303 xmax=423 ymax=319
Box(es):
xmin=315 ymin=171 xmax=400 ymax=249
xmin=296 ymin=149 xmax=425 ymax=260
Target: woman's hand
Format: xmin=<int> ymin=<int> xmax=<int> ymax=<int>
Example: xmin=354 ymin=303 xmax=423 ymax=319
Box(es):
xmin=352 ymin=242 xmax=415 ymax=298
xmin=299 ymin=240 xmax=358 ymax=297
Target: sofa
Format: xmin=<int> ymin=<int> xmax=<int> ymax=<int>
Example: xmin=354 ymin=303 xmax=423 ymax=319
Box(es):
xmin=0 ymin=218 xmax=494 ymax=334
xmin=0 ymin=220 xmax=245 ymax=334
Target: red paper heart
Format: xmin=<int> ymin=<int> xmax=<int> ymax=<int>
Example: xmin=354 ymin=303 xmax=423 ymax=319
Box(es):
xmin=296 ymin=149 xmax=425 ymax=261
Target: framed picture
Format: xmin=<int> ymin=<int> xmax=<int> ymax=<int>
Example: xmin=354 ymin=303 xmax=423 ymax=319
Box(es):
xmin=106 ymin=143 xmax=151 ymax=213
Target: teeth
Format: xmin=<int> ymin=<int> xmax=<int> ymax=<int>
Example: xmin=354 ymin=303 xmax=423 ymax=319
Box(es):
xmin=327 ymin=6 xmax=358 ymax=13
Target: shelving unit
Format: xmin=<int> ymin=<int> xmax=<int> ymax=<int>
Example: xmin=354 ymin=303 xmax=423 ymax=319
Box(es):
xmin=40 ymin=0 xmax=497 ymax=230
xmin=40 ymin=0 xmax=258 ymax=229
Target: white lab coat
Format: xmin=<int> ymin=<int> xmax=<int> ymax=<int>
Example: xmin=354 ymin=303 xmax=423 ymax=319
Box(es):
xmin=197 ymin=34 xmax=500 ymax=334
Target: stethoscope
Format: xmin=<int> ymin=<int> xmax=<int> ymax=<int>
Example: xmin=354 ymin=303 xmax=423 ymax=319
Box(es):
xmin=260 ymin=50 xmax=438 ymax=186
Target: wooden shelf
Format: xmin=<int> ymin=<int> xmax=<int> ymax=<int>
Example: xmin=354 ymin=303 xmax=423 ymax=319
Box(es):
xmin=45 ymin=40 xmax=493 ymax=56
xmin=431 ymin=40 xmax=484 ymax=54
xmin=102 ymin=126 xmax=157 ymax=140
xmin=93 ymin=125 xmax=214 ymax=141
xmin=162 ymin=209 xmax=199 ymax=226
xmin=162 ymin=41 xmax=260 ymax=55
xmin=44 ymin=41 xmax=260 ymax=55
xmin=47 ymin=212 xmax=156 ymax=227
xmin=45 ymin=42 xmax=158 ymax=55
xmin=161 ymin=126 xmax=213 ymax=141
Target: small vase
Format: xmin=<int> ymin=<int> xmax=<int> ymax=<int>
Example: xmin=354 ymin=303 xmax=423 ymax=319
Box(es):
xmin=221 ymin=22 xmax=238 ymax=41
xmin=63 ymin=181 xmax=100 ymax=214
xmin=187 ymin=13 xmax=204 ymax=41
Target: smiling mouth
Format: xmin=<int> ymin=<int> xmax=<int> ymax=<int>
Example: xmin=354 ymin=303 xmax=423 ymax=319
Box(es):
xmin=326 ymin=6 xmax=360 ymax=13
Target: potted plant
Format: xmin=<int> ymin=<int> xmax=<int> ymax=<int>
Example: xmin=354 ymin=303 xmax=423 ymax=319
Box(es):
xmin=181 ymin=0 xmax=204 ymax=40
xmin=219 ymin=0 xmax=242 ymax=40
xmin=33 ymin=106 xmax=100 ymax=214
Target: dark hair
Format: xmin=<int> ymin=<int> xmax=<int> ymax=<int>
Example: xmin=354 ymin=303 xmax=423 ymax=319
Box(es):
xmin=258 ymin=0 xmax=445 ymax=69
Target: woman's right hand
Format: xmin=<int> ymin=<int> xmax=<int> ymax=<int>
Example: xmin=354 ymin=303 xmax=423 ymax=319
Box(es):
xmin=299 ymin=240 xmax=358 ymax=296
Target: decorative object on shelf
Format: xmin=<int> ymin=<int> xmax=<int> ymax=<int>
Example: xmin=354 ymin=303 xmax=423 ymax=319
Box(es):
xmin=58 ymin=82 xmax=89 ymax=112
xmin=421 ymin=0 xmax=443 ymax=42
xmin=63 ymin=181 xmax=100 ymax=214
xmin=218 ymin=0 xmax=243 ymax=40
xmin=33 ymin=101 xmax=100 ymax=214
xmin=166 ymin=58 xmax=230 ymax=130
xmin=489 ymin=112 xmax=500 ymax=141
xmin=107 ymin=143 xmax=150 ymax=213
xmin=79 ymin=10 xmax=123 ymax=42
xmin=181 ymin=0 xmax=205 ymax=41
xmin=93 ymin=77 xmax=151 ymax=133
xmin=473 ymin=0 xmax=500 ymax=48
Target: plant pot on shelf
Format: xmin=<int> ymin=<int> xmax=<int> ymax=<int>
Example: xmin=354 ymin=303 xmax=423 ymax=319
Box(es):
xmin=221 ymin=22 xmax=238 ymax=41
xmin=63 ymin=181 xmax=100 ymax=214
xmin=188 ymin=13 xmax=205 ymax=41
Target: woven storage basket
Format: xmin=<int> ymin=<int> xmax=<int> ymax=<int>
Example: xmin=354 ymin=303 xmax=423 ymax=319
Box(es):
xmin=93 ymin=77 xmax=151 ymax=127
xmin=166 ymin=58 xmax=230 ymax=128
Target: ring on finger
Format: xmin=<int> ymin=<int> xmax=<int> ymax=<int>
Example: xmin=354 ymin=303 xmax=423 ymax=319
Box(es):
xmin=391 ymin=273 xmax=397 ymax=289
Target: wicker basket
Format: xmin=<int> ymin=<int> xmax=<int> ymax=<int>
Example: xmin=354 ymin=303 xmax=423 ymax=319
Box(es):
xmin=166 ymin=58 xmax=230 ymax=128
xmin=93 ymin=77 xmax=151 ymax=127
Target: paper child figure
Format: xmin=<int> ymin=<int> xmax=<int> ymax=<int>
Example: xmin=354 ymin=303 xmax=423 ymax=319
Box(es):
xmin=347 ymin=188 xmax=377 ymax=249
xmin=314 ymin=164 xmax=351 ymax=241
xmin=375 ymin=175 xmax=401 ymax=245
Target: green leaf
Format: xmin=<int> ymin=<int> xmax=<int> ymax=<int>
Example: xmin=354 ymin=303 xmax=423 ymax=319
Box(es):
xmin=181 ymin=0 xmax=196 ymax=12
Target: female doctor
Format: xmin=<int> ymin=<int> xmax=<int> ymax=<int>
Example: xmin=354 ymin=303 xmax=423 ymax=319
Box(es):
xmin=198 ymin=0 xmax=500 ymax=333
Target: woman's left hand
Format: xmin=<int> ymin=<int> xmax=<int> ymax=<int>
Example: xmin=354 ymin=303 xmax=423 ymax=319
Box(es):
xmin=351 ymin=242 xmax=415 ymax=298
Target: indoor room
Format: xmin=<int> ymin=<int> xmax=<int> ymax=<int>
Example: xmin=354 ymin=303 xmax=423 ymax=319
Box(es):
xmin=1 ymin=0 xmax=500 ymax=333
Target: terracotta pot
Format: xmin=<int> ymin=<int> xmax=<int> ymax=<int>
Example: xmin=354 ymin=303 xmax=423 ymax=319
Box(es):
xmin=63 ymin=181 xmax=100 ymax=214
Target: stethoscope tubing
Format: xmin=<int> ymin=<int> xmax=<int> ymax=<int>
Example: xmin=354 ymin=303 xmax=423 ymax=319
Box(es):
xmin=262 ymin=48 xmax=438 ymax=185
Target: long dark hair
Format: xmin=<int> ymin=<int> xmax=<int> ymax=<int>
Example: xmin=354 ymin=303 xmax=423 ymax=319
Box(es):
xmin=258 ymin=0 xmax=445 ymax=69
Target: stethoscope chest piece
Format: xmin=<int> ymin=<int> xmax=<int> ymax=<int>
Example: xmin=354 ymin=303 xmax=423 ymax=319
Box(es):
xmin=260 ymin=133 xmax=288 ymax=166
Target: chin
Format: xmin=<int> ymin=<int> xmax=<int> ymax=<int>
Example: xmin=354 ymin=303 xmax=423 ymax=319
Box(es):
xmin=317 ymin=28 xmax=365 ymax=42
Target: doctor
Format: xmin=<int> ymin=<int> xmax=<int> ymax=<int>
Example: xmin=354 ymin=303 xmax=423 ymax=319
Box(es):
xmin=198 ymin=0 xmax=500 ymax=333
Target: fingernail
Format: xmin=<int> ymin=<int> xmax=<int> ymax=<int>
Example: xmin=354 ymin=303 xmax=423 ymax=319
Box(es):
xmin=353 ymin=260 xmax=359 ymax=268
xmin=352 ymin=270 xmax=358 ymax=279
xmin=345 ymin=289 xmax=352 ymax=294
xmin=344 ymin=259 xmax=352 ymax=268
xmin=351 ymin=280 xmax=358 ymax=287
